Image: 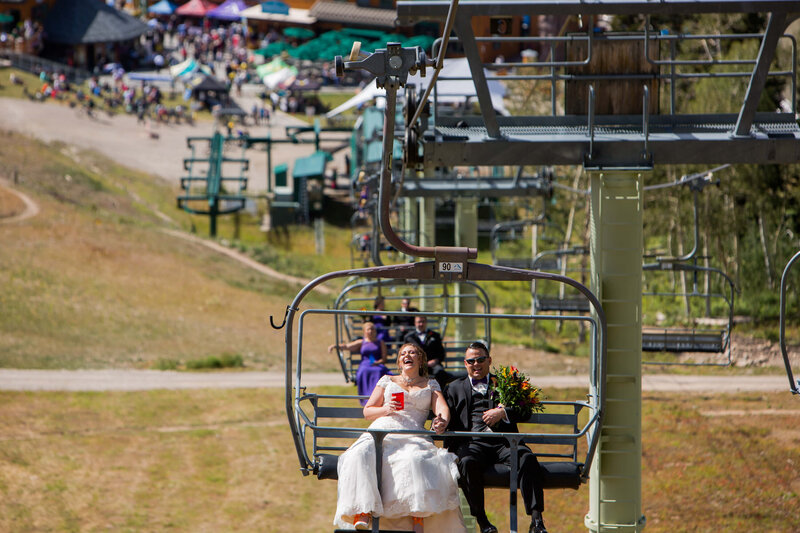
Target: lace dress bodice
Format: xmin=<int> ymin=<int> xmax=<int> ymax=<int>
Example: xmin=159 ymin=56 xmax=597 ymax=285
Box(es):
xmin=374 ymin=375 xmax=440 ymax=430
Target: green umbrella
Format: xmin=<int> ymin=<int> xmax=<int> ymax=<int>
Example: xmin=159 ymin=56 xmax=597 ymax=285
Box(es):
xmin=282 ymin=26 xmax=315 ymax=40
xmin=0 ymin=14 xmax=14 ymax=24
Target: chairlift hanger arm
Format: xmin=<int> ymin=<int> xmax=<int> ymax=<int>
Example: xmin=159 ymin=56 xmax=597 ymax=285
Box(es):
xmin=336 ymin=42 xmax=477 ymax=262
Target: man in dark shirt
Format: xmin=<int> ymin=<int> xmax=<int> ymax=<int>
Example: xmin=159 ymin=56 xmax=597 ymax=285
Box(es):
xmin=394 ymin=297 xmax=419 ymax=342
xmin=403 ymin=315 xmax=452 ymax=387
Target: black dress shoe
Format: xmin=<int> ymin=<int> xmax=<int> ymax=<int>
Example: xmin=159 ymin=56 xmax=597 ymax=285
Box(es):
xmin=477 ymin=520 xmax=498 ymax=533
xmin=529 ymin=516 xmax=548 ymax=533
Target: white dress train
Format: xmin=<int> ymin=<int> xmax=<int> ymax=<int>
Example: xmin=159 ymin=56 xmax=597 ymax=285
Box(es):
xmin=334 ymin=375 xmax=467 ymax=531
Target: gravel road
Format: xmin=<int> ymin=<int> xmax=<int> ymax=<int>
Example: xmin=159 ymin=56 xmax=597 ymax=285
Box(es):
xmin=0 ymin=95 xmax=346 ymax=192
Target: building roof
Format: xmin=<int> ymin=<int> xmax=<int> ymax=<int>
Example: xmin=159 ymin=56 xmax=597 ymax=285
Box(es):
xmin=309 ymin=0 xmax=397 ymax=29
xmin=43 ymin=0 xmax=148 ymax=45
xmin=241 ymin=4 xmax=316 ymax=25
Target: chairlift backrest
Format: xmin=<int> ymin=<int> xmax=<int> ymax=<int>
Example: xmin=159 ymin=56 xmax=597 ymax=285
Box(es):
xmin=331 ymin=278 xmax=492 ymax=380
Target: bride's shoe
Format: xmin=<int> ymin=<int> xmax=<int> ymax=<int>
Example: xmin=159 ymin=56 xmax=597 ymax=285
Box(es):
xmin=353 ymin=513 xmax=371 ymax=530
xmin=412 ymin=516 xmax=424 ymax=533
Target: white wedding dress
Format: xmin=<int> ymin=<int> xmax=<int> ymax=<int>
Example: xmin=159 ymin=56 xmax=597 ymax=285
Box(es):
xmin=334 ymin=375 xmax=467 ymax=531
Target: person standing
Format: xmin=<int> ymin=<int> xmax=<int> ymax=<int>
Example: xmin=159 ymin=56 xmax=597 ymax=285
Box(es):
xmin=444 ymin=342 xmax=548 ymax=533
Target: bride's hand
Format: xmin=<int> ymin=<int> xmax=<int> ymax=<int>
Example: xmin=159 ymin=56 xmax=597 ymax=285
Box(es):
xmin=384 ymin=400 xmax=400 ymax=415
xmin=431 ymin=414 xmax=448 ymax=434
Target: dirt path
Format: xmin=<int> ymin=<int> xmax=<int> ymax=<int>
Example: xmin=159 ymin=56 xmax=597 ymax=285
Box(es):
xmin=0 ymin=178 xmax=39 ymax=223
xmin=160 ymin=229 xmax=333 ymax=295
xmin=0 ymin=369 xmax=790 ymax=393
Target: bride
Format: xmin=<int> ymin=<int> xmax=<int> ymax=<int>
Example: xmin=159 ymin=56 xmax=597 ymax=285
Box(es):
xmin=334 ymin=343 xmax=467 ymax=532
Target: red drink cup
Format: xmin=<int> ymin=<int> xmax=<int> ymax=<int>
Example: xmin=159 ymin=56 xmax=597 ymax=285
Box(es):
xmin=392 ymin=392 xmax=405 ymax=410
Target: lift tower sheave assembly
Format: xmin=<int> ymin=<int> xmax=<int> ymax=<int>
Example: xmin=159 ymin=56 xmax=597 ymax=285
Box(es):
xmin=389 ymin=1 xmax=799 ymax=532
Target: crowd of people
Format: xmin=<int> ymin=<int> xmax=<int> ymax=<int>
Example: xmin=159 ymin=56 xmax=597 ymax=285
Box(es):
xmin=0 ymin=19 xmax=43 ymax=55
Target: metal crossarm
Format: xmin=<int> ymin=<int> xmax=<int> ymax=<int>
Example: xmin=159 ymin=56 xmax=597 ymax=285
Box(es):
xmin=395 ymin=1 xmax=800 ymax=168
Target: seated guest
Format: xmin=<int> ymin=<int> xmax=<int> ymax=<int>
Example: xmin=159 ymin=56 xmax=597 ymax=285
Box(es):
xmin=395 ymin=297 xmax=419 ymax=342
xmin=329 ymin=322 xmax=391 ymax=404
xmin=444 ymin=342 xmax=548 ymax=533
xmin=403 ymin=315 xmax=452 ymax=388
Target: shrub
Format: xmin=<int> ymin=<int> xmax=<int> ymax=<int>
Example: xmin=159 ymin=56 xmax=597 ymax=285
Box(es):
xmin=185 ymin=354 xmax=244 ymax=370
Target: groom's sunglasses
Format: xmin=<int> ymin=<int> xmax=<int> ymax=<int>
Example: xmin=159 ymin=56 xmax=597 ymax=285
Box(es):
xmin=464 ymin=356 xmax=488 ymax=365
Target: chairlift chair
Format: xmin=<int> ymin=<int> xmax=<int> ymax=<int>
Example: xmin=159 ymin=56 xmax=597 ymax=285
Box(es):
xmin=779 ymin=250 xmax=800 ymax=395
xmin=641 ymin=260 xmax=736 ymax=365
xmin=489 ymin=218 xmax=565 ymax=269
xmin=281 ymin=263 xmax=606 ymax=533
xmin=531 ymin=247 xmax=592 ymax=314
xmin=280 ymin=33 xmax=605 ymax=533
xmin=641 ymin=165 xmax=736 ymax=365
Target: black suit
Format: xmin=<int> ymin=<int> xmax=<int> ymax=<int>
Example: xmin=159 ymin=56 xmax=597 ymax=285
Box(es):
xmin=394 ymin=307 xmax=419 ymax=341
xmin=403 ymin=329 xmax=452 ymax=387
xmin=444 ymin=375 xmax=545 ymax=519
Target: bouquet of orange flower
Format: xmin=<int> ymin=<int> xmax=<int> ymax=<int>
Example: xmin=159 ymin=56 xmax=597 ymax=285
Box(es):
xmin=490 ymin=365 xmax=544 ymax=419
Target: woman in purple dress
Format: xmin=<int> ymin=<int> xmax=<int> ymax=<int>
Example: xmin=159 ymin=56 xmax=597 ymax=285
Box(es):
xmin=329 ymin=322 xmax=392 ymax=404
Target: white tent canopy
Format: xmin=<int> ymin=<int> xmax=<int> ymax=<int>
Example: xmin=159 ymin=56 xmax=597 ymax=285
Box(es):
xmin=326 ymin=57 xmax=508 ymax=118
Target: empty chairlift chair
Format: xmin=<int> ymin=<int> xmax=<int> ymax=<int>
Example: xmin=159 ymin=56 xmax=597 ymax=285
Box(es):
xmin=532 ymin=247 xmax=591 ymax=314
xmin=641 ymin=260 xmax=736 ymax=365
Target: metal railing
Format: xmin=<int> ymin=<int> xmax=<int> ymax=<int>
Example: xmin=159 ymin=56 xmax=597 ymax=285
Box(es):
xmin=0 ymin=51 xmax=92 ymax=84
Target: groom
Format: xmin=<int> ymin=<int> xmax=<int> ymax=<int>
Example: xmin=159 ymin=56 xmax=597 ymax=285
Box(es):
xmin=444 ymin=342 xmax=548 ymax=533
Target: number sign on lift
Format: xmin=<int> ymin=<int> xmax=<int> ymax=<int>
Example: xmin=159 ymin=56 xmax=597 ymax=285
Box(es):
xmin=439 ymin=262 xmax=464 ymax=273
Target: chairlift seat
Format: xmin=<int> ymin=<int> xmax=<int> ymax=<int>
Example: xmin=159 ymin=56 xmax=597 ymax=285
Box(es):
xmin=642 ymin=328 xmax=725 ymax=352
xmin=311 ymin=401 xmax=587 ymax=491
xmin=496 ymin=258 xmax=534 ymax=269
xmin=534 ymin=296 xmax=591 ymax=313
xmin=316 ymin=453 xmax=583 ymax=490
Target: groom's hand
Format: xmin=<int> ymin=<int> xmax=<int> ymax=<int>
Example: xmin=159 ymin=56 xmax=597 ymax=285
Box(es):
xmin=482 ymin=407 xmax=505 ymax=427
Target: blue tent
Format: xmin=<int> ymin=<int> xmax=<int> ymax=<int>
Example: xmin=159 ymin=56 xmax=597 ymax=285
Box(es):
xmin=207 ymin=0 xmax=247 ymax=21
xmin=148 ymin=0 xmax=177 ymax=15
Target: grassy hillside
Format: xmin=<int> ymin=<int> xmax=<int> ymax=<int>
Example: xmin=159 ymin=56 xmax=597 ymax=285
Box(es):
xmin=0 ymin=131 xmax=349 ymax=370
